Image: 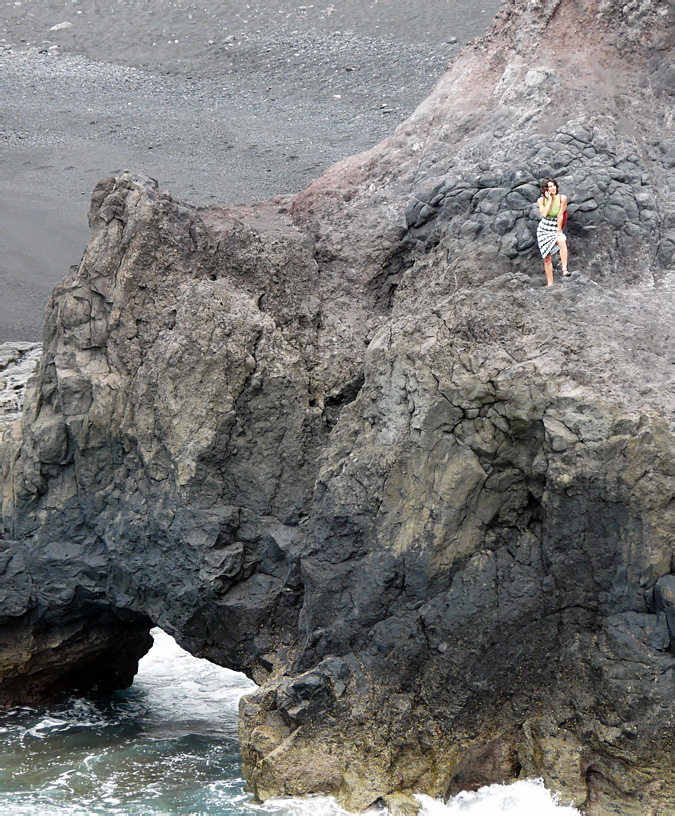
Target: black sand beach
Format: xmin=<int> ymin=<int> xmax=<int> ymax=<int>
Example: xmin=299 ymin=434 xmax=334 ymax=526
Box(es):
xmin=1 ymin=0 xmax=500 ymax=340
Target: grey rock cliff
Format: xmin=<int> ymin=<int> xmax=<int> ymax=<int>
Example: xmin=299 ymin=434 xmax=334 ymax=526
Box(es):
xmin=1 ymin=0 xmax=673 ymax=813
xmin=0 ymin=343 xmax=41 ymax=423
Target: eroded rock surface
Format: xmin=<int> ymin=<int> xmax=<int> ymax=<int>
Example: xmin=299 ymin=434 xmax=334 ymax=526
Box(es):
xmin=0 ymin=342 xmax=41 ymax=423
xmin=1 ymin=0 xmax=673 ymax=813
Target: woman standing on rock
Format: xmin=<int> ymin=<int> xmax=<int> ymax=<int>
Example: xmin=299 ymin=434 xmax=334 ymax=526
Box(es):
xmin=537 ymin=178 xmax=569 ymax=286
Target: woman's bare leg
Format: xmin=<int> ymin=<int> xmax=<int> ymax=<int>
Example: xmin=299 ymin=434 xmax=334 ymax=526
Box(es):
xmin=558 ymin=234 xmax=569 ymax=274
xmin=544 ymin=254 xmax=554 ymax=286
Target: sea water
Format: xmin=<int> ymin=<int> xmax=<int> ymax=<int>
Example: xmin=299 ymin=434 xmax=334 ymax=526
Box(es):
xmin=0 ymin=630 xmax=580 ymax=815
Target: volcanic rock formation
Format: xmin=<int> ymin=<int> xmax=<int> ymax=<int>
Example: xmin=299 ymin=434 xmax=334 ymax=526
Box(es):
xmin=1 ymin=0 xmax=673 ymax=813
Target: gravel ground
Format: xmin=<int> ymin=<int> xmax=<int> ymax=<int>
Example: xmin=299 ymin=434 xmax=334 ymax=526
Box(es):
xmin=0 ymin=0 xmax=500 ymax=340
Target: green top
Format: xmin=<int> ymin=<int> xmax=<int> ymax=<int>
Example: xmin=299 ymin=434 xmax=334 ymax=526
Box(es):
xmin=547 ymin=195 xmax=561 ymax=219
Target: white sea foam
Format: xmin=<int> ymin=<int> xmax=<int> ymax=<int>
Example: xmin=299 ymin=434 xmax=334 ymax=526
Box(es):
xmin=220 ymin=785 xmax=581 ymax=816
xmin=417 ymin=780 xmax=581 ymax=814
xmin=133 ymin=628 xmax=256 ymax=741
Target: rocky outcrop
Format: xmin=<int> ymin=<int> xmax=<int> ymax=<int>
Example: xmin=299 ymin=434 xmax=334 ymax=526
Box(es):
xmin=1 ymin=0 xmax=673 ymax=813
xmin=0 ymin=343 xmax=41 ymax=423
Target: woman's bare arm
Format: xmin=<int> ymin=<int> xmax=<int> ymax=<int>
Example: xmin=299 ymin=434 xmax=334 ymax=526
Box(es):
xmin=538 ymin=195 xmax=553 ymax=218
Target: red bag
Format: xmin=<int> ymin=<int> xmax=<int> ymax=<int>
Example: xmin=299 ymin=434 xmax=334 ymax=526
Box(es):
xmin=562 ymin=210 xmax=568 ymax=229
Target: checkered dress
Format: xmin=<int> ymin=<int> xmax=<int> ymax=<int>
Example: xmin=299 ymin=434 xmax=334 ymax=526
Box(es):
xmin=537 ymin=217 xmax=560 ymax=258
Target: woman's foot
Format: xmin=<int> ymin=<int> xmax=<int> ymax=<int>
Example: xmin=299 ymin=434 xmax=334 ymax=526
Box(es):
xmin=562 ymin=269 xmax=571 ymax=276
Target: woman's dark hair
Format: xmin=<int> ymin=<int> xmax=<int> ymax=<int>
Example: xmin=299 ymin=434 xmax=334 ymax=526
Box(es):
xmin=540 ymin=177 xmax=559 ymax=194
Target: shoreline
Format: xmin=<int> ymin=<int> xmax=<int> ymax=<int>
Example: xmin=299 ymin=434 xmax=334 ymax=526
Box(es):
xmin=0 ymin=0 xmax=500 ymax=342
